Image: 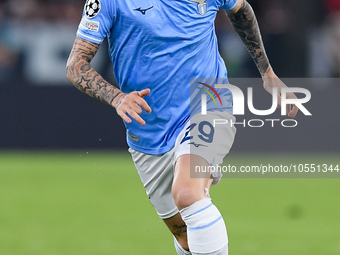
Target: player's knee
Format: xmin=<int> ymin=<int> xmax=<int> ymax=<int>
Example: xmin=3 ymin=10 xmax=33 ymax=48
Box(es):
xmin=173 ymin=187 xmax=198 ymax=210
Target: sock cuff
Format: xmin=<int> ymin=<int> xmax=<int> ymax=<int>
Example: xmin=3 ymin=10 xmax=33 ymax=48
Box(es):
xmin=180 ymin=197 xmax=212 ymax=220
xmin=173 ymin=236 xmax=191 ymax=255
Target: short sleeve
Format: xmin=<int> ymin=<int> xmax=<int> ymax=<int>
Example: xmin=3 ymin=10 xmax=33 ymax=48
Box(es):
xmin=77 ymin=0 xmax=115 ymax=44
xmin=219 ymin=0 xmax=238 ymax=10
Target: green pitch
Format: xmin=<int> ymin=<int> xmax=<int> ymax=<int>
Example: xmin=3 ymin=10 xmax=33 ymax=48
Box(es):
xmin=0 ymin=151 xmax=339 ymax=255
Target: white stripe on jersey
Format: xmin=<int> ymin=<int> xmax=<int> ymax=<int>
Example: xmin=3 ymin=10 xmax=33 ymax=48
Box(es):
xmin=77 ymin=31 xmax=103 ymax=43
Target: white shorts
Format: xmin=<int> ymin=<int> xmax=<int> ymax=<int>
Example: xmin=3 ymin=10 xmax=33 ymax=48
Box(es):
xmin=128 ymin=111 xmax=236 ymax=219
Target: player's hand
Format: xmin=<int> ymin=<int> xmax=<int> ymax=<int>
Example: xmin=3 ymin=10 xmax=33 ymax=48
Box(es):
xmin=262 ymin=70 xmax=298 ymax=118
xmin=114 ymin=89 xmax=152 ymax=126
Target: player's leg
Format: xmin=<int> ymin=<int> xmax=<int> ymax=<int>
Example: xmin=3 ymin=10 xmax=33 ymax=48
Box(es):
xmin=129 ymin=147 xmax=190 ymax=254
xmin=128 ymin=111 xmax=235 ymax=254
xmin=163 ymin=213 xmax=190 ymax=254
xmin=164 ymin=154 xmax=213 ymax=254
xmin=172 ymin=154 xmax=228 ymax=255
xmin=171 ymin=111 xmax=236 ymax=254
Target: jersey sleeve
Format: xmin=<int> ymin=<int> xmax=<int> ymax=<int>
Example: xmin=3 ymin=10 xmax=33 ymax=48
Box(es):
xmin=218 ymin=0 xmax=238 ymax=10
xmin=76 ymin=0 xmax=115 ymax=44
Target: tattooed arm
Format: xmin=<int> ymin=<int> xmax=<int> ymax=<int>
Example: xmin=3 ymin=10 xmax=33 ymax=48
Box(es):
xmin=66 ymin=36 xmax=151 ymax=125
xmin=225 ymin=0 xmax=270 ymax=76
xmin=66 ymin=37 xmax=123 ymax=107
xmin=226 ymin=0 xmax=298 ymax=118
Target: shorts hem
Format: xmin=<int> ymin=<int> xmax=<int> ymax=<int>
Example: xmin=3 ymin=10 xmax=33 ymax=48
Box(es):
xmin=158 ymin=207 xmax=179 ymax=220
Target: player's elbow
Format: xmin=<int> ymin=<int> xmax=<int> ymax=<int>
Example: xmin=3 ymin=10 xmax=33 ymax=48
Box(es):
xmin=66 ymin=65 xmax=72 ymax=83
xmin=66 ymin=56 xmax=90 ymax=82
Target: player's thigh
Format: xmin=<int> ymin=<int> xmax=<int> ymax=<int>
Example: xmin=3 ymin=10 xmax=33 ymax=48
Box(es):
xmin=174 ymin=111 xmax=236 ymax=186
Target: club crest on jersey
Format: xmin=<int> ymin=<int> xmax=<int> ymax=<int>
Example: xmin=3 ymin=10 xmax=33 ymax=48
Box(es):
xmin=189 ymin=0 xmax=207 ymax=15
xmin=85 ymin=0 xmax=101 ymax=18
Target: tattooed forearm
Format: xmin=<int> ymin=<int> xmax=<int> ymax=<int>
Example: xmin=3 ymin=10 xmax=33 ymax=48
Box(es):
xmin=226 ymin=0 xmax=271 ymax=76
xmin=66 ymin=36 xmax=123 ymax=107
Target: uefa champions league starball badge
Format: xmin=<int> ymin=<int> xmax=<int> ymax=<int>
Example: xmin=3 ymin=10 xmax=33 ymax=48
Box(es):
xmin=189 ymin=0 xmax=207 ymax=15
xmin=85 ymin=0 xmax=101 ymax=18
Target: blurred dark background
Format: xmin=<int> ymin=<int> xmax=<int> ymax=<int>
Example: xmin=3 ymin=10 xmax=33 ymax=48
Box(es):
xmin=0 ymin=0 xmax=339 ymax=151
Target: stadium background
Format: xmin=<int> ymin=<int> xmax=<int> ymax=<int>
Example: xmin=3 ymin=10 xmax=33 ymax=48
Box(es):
xmin=0 ymin=0 xmax=339 ymax=254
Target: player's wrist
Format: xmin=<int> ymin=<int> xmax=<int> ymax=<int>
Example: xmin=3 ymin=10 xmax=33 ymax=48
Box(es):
xmin=261 ymin=66 xmax=276 ymax=79
xmin=111 ymin=92 xmax=126 ymax=109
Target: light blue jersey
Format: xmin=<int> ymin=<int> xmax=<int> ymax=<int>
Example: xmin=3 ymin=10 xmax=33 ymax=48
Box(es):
xmin=77 ymin=0 xmax=237 ymax=155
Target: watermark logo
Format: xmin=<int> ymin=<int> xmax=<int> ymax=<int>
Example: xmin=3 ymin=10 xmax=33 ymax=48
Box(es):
xmin=197 ymin=83 xmax=312 ymax=128
xmin=198 ymin=82 xmax=222 ymax=106
xmin=200 ymin=84 xmax=311 ymax=116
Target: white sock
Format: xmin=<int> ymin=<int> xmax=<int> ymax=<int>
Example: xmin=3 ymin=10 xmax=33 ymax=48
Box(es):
xmin=207 ymin=245 xmax=228 ymax=255
xmin=174 ymin=236 xmax=192 ymax=255
xmin=180 ymin=198 xmax=228 ymax=254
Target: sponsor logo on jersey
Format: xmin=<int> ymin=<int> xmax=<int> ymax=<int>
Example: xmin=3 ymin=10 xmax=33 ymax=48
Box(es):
xmin=81 ymin=17 xmax=100 ymax=32
xmin=189 ymin=142 xmax=207 ymax=148
xmin=188 ymin=0 xmax=207 ymax=15
xmin=133 ymin=6 xmax=154 ymax=15
xmin=85 ymin=0 xmax=101 ymax=18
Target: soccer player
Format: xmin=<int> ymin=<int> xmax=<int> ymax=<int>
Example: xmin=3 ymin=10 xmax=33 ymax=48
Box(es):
xmin=66 ymin=0 xmax=298 ymax=254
